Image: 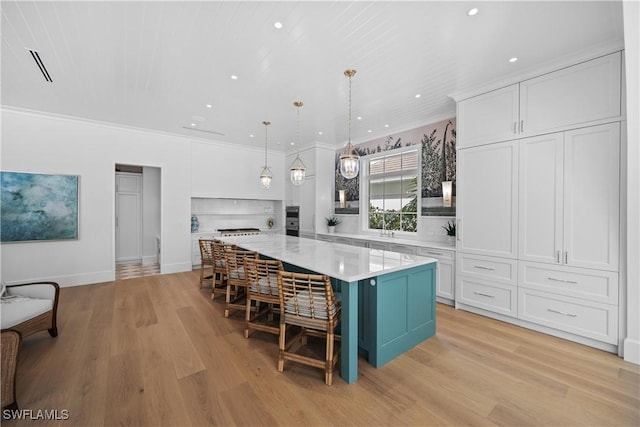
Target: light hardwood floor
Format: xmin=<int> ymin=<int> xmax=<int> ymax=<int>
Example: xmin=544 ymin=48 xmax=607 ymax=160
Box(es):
xmin=4 ymin=271 xmax=639 ymax=426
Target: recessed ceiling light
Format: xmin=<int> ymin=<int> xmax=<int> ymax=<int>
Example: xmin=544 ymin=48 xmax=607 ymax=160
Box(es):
xmin=509 ymin=57 xmax=518 ymax=63
xmin=468 ymin=8 xmax=478 ymax=16
xmin=318 ymin=131 xmax=323 ymax=135
xmin=249 ymin=134 xmax=254 ymax=138
xmin=206 ymin=104 xmax=212 ymax=109
xmin=415 ymin=94 xmax=421 ymax=98
xmin=357 ymin=116 xmax=362 ymax=120
xmin=384 ymin=124 xmax=389 ymax=128
xmin=191 ymin=123 xmax=196 ymax=127
xmin=274 ymin=22 xmax=283 ymax=29
xmin=367 ymin=130 xmax=372 ymax=133
xmin=230 ymin=75 xmax=238 ymax=80
xmin=290 ymin=142 xmax=295 ymax=146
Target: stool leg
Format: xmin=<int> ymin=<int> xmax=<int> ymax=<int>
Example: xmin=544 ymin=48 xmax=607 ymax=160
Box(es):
xmin=278 ymin=321 xmax=286 ymax=373
xmin=326 ymin=329 xmax=334 ymax=385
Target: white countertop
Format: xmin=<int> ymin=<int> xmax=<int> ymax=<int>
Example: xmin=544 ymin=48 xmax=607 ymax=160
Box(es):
xmin=316 ymin=231 xmax=456 ymax=251
xmin=218 ymin=234 xmax=437 ymax=283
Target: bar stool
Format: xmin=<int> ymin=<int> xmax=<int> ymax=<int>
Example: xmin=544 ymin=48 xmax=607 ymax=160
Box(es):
xmin=277 ymin=271 xmax=341 ymax=385
xmin=243 ymin=257 xmax=284 ymax=338
xmin=211 ymin=241 xmax=235 ymax=300
xmin=223 ymin=249 xmax=258 ymax=318
xmin=198 ymin=238 xmax=217 ymax=288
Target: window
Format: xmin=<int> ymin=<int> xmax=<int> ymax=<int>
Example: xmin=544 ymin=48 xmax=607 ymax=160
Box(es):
xmin=366 ymin=147 xmax=419 ymax=233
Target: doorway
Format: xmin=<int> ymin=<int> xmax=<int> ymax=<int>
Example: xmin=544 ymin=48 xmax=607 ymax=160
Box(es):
xmin=115 ymin=164 xmax=161 ymax=280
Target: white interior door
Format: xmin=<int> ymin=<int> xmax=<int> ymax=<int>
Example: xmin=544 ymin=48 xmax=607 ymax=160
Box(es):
xmin=116 ymin=173 xmax=142 ymax=262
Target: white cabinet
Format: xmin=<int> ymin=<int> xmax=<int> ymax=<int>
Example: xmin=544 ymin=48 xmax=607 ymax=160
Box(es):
xmin=457 ymin=140 xmax=519 ymax=259
xmin=419 ymin=248 xmax=455 ymax=304
xmin=457 ymin=52 xmax=621 ymax=149
xmin=519 ymin=123 xmax=620 ymax=271
xmin=519 ymin=53 xmax=621 ymax=136
xmin=457 ymin=84 xmax=519 ymax=148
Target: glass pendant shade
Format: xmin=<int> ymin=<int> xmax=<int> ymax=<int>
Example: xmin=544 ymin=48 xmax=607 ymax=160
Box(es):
xmin=260 ymin=166 xmax=273 ymax=189
xmin=289 ymin=101 xmax=306 ymax=185
xmin=290 ymin=154 xmax=306 ymax=186
xmin=339 ymin=142 xmax=360 ymax=179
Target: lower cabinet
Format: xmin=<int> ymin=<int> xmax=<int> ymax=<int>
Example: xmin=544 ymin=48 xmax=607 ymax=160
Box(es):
xmin=456 ymin=253 xmax=518 ymax=318
xmin=418 ymin=248 xmax=455 ymax=304
xmin=357 ymin=263 xmax=436 ymax=367
xmin=518 ymin=287 xmax=618 ymax=345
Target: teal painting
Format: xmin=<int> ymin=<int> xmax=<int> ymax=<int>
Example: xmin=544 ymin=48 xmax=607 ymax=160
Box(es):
xmin=1 ymin=172 xmax=79 ymax=242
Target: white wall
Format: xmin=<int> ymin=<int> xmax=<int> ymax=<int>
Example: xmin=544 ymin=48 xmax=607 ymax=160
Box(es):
xmin=0 ymin=108 xmax=285 ymax=287
xmin=623 ymin=0 xmax=639 ymax=364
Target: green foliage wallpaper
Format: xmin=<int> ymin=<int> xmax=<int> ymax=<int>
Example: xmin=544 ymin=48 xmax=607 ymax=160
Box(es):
xmin=335 ymin=118 xmax=456 ymax=216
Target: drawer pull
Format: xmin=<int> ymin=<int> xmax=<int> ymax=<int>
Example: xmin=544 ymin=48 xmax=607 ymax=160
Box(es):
xmin=547 ymin=277 xmax=578 ymax=284
xmin=473 ymin=291 xmax=495 ymax=299
xmin=474 ymin=265 xmax=496 ymax=271
xmin=547 ymin=308 xmax=577 ymax=318
xmin=426 ymin=251 xmax=444 ymax=256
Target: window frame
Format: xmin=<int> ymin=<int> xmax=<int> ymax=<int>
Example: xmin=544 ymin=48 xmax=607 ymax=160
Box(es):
xmin=360 ymin=145 xmax=421 ymax=235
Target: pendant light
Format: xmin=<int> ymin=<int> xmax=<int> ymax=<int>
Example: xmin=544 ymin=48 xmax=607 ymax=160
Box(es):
xmin=259 ymin=121 xmax=273 ymax=189
xmin=339 ymin=69 xmax=360 ymax=179
xmin=290 ymin=101 xmax=307 ymax=185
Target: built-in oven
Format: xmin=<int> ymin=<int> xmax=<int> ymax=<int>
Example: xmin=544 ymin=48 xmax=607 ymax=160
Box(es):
xmin=285 ymin=206 xmax=300 ymax=237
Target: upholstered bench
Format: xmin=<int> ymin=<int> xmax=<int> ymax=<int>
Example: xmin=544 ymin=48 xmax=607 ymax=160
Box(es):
xmin=1 ymin=281 xmax=60 ymax=338
xmin=1 ymin=281 xmax=60 ymax=410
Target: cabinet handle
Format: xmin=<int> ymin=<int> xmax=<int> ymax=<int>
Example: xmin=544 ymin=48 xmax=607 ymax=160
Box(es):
xmin=474 ymin=265 xmax=496 ymax=271
xmin=556 ymin=250 xmax=561 ymax=263
xmin=547 ymin=277 xmax=578 ymax=284
xmin=513 ymin=122 xmax=517 ymax=134
xmin=564 ymin=251 xmax=568 ymax=264
xmin=474 ymin=292 xmax=495 ymax=299
xmin=547 ymin=308 xmax=577 ymax=318
xmin=426 ymin=251 xmax=444 ymax=256
xmin=520 ymin=120 xmax=524 ymax=133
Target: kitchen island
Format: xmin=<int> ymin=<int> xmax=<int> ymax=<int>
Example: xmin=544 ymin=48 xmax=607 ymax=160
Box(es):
xmin=218 ymin=234 xmax=437 ymax=384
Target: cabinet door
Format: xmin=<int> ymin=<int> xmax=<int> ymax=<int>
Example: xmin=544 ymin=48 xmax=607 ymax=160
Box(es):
xmin=457 ymin=141 xmax=519 ymax=258
xmin=436 ymin=258 xmax=455 ymax=301
xmin=457 ymin=84 xmax=519 ymax=148
xmin=519 ymin=133 xmax=564 ymax=264
xmin=519 ymin=52 xmax=621 ymax=137
xmin=563 ymin=123 xmax=619 ymax=271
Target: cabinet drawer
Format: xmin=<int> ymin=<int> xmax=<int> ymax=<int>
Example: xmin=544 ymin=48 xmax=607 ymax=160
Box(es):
xmin=457 ymin=253 xmax=517 ymax=285
xmin=418 ymin=247 xmax=454 ymax=261
xmin=519 ymin=262 xmax=618 ymax=304
xmin=388 ymin=244 xmax=417 ymax=255
xmin=518 ymin=288 xmax=618 ymax=344
xmin=457 ymin=276 xmax=517 ymax=317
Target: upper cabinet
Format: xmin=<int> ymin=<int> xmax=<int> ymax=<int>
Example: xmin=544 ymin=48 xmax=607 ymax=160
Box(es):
xmin=457 ymin=84 xmax=520 ymax=148
xmin=458 ymin=52 xmax=621 ymax=149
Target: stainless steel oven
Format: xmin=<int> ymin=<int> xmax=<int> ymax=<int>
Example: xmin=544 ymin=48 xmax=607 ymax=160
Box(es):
xmin=285 ymin=206 xmax=299 ymax=237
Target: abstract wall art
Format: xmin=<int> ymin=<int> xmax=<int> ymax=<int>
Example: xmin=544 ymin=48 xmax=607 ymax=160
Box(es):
xmin=1 ymin=171 xmax=79 ymax=242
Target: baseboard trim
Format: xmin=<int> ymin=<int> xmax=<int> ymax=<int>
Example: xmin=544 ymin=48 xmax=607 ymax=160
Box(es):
xmin=623 ymin=338 xmax=640 ymax=364
xmin=160 ymin=262 xmax=192 ymax=275
xmin=5 ymin=270 xmax=115 ymax=288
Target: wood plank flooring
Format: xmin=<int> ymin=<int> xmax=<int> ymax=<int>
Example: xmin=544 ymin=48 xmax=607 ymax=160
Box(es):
xmin=4 ymin=271 xmax=639 ymax=426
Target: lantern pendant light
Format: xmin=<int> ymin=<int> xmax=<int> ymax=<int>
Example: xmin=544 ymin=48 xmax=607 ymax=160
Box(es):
xmin=290 ymin=101 xmax=307 ymax=185
xmin=259 ymin=121 xmax=273 ymax=189
xmin=339 ymin=69 xmax=360 ymax=179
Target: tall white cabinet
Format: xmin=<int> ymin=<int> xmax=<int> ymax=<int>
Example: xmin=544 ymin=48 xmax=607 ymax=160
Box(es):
xmin=455 ymin=51 xmax=623 ymax=352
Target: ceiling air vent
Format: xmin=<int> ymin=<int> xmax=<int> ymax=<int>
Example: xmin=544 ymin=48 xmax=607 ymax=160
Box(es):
xmin=27 ymin=49 xmax=53 ymax=82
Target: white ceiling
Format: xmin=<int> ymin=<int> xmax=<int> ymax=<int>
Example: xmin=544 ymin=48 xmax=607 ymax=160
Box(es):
xmin=1 ymin=1 xmax=624 ymax=153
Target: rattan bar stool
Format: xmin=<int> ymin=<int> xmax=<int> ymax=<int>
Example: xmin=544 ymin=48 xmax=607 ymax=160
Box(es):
xmin=223 ymin=249 xmax=258 ymax=318
xmin=277 ymin=271 xmax=341 ymax=385
xmin=198 ymin=238 xmax=218 ymax=288
xmin=243 ymin=257 xmax=284 ymax=339
xmin=211 ymin=241 xmax=235 ymax=300
xmin=1 ymin=329 xmax=21 ymax=410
